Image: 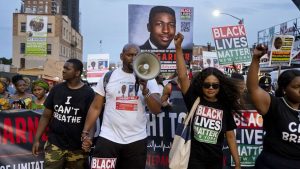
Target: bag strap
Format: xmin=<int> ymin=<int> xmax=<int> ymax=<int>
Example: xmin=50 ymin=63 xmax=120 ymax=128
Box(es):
xmin=184 ymin=97 xmax=200 ymax=125
xmin=103 ymin=70 xmax=114 ymax=94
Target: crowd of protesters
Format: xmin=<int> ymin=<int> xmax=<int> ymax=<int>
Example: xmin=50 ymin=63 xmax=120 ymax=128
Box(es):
xmin=1 ymin=41 xmax=300 ymax=169
xmin=0 ymin=74 xmax=51 ymax=111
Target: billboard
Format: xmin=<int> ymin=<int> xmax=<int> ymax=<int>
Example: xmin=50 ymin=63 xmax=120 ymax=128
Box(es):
xmin=257 ymin=17 xmax=300 ymax=64
xmin=87 ymin=54 xmax=109 ymax=83
xmin=25 ymin=15 xmax=48 ymax=56
xmin=128 ymin=4 xmax=193 ymax=73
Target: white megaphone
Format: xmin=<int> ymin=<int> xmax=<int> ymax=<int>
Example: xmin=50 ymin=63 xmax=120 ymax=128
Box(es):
xmin=133 ymin=52 xmax=161 ymax=80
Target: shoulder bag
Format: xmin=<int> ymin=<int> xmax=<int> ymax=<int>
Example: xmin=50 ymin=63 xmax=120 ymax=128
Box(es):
xmin=169 ymin=97 xmax=200 ymax=169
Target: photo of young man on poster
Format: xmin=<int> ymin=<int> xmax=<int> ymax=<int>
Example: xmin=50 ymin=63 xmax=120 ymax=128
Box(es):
xmin=129 ymin=4 xmax=193 ymax=73
xmin=139 ymin=6 xmax=176 ymax=50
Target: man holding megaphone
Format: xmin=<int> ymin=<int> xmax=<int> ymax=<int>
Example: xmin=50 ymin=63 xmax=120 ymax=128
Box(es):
xmin=82 ymin=43 xmax=161 ymax=169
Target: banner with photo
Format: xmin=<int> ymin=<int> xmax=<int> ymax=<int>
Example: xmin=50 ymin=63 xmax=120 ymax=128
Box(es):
xmin=202 ymin=51 xmax=225 ymax=70
xmin=128 ymin=4 xmax=194 ymax=73
xmin=270 ymin=35 xmax=295 ymax=66
xmin=25 ymin=15 xmax=48 ymax=56
xmin=212 ymin=25 xmax=251 ymax=65
xmin=87 ymin=54 xmax=110 ymax=83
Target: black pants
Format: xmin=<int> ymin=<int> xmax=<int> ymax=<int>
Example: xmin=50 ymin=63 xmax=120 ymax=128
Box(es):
xmin=188 ymin=160 xmax=222 ymax=169
xmin=187 ymin=150 xmax=222 ymax=169
xmin=255 ymin=151 xmax=300 ymax=169
xmin=91 ymin=137 xmax=147 ymax=169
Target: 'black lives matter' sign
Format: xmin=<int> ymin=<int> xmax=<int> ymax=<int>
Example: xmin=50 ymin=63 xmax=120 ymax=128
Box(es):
xmin=212 ymin=25 xmax=251 ymax=65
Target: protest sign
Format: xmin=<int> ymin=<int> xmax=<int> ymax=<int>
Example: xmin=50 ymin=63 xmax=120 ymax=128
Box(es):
xmin=270 ymin=35 xmax=295 ymax=66
xmin=212 ymin=25 xmax=251 ymax=65
xmin=129 ymin=4 xmax=194 ymax=73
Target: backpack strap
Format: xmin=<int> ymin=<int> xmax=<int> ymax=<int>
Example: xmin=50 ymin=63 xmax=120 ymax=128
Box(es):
xmin=103 ymin=70 xmax=114 ymax=94
xmin=94 ymin=70 xmax=114 ymax=139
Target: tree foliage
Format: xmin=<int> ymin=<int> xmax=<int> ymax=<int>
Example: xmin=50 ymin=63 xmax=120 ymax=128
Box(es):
xmin=0 ymin=57 xmax=12 ymax=65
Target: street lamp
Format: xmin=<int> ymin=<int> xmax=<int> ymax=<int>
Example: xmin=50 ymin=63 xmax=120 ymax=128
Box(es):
xmin=212 ymin=10 xmax=244 ymax=24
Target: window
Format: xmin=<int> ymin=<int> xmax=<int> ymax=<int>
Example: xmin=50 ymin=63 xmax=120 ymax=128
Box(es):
xmin=20 ymin=43 xmax=25 ymax=54
xmin=21 ymin=22 xmax=26 ymax=32
xmin=47 ymin=44 xmax=52 ymax=54
xmin=47 ymin=23 xmax=52 ymax=33
xmin=38 ymin=6 xmax=44 ymax=13
xmin=32 ymin=6 xmax=37 ymax=13
xmin=20 ymin=58 xmax=25 ymax=69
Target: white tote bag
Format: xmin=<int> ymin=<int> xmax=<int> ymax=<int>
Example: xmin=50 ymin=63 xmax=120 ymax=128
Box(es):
xmin=169 ymin=97 xmax=200 ymax=169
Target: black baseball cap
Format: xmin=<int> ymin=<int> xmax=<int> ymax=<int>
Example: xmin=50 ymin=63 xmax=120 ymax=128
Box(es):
xmin=259 ymin=76 xmax=272 ymax=87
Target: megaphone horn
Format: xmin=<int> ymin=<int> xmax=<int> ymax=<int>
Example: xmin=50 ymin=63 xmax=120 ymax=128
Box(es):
xmin=133 ymin=52 xmax=161 ymax=80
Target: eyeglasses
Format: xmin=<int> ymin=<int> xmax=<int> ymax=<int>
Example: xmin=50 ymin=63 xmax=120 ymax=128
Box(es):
xmin=202 ymin=83 xmax=220 ymax=89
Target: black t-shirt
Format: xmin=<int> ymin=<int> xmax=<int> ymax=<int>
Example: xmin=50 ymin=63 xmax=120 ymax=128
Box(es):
xmin=44 ymin=82 xmax=95 ymax=150
xmin=183 ymin=87 xmax=236 ymax=162
xmin=263 ymin=95 xmax=300 ymax=160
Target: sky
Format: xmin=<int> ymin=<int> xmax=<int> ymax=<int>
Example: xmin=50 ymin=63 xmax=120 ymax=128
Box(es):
xmin=0 ymin=0 xmax=299 ymax=64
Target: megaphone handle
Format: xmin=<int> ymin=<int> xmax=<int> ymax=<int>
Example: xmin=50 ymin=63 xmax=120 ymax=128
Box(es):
xmin=135 ymin=76 xmax=140 ymax=96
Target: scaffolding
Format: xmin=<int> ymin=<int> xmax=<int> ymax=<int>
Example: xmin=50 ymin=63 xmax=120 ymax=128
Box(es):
xmin=257 ymin=17 xmax=300 ymax=46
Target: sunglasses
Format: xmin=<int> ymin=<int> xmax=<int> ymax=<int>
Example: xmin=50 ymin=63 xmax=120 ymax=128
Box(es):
xmin=202 ymin=83 xmax=220 ymax=89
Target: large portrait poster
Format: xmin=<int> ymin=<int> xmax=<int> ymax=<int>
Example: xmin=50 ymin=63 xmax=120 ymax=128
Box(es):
xmin=25 ymin=15 xmax=48 ymax=56
xmin=212 ymin=25 xmax=251 ymax=65
xmin=87 ymin=54 xmax=110 ymax=83
xmin=129 ymin=4 xmax=193 ymax=73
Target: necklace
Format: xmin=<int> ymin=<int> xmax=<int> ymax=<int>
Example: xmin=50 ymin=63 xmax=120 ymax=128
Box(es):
xmin=282 ymin=97 xmax=300 ymax=122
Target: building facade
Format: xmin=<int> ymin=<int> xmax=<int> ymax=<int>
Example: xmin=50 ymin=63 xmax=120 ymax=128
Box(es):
xmin=22 ymin=0 xmax=62 ymax=15
xmin=12 ymin=13 xmax=83 ymax=70
xmin=62 ymin=0 xmax=80 ymax=32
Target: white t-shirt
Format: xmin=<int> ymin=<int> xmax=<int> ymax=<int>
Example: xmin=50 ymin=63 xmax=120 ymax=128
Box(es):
xmin=94 ymin=68 xmax=160 ymax=144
